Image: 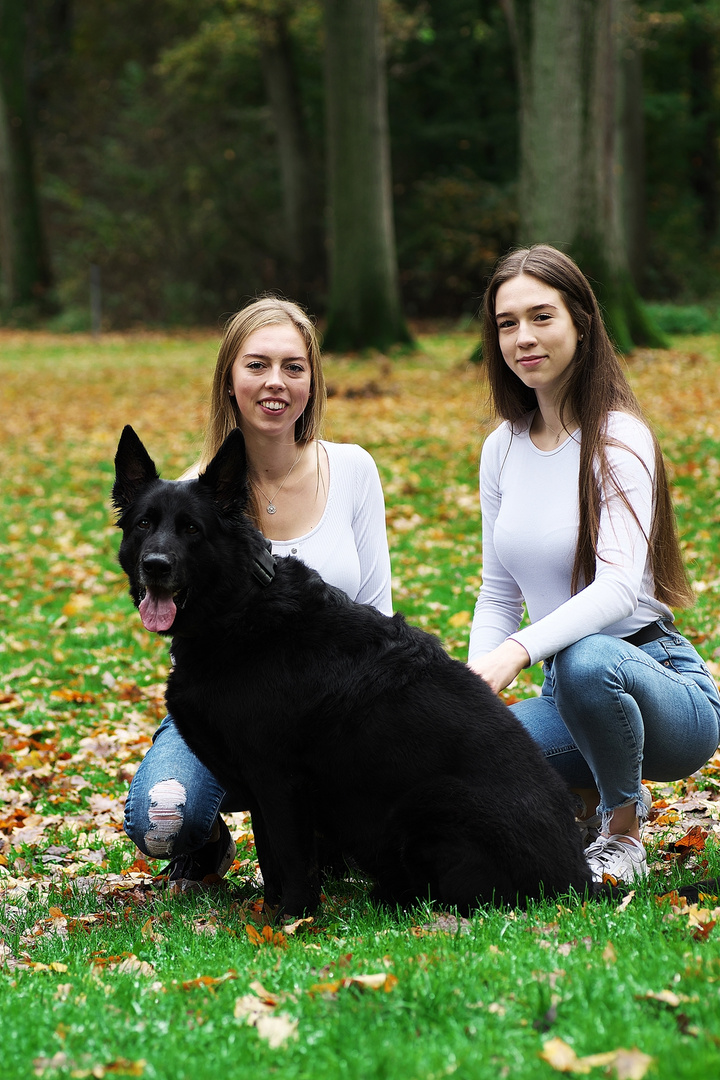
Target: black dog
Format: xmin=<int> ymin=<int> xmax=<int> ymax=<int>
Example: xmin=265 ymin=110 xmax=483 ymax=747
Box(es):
xmin=113 ymin=425 xmax=593 ymax=915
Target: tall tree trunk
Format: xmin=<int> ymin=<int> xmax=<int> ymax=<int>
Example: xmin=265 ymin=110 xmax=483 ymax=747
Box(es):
xmin=323 ymin=0 xmax=410 ymax=351
xmin=504 ymin=0 xmax=585 ymax=248
xmin=505 ymin=0 xmax=664 ymax=351
xmin=259 ymin=12 xmax=324 ymax=305
xmin=619 ymin=29 xmax=646 ymax=285
xmin=0 ymin=0 xmax=53 ymax=314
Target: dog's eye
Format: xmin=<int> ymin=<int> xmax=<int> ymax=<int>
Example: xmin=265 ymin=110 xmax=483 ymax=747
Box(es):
xmin=137 ymin=519 xmax=151 ymax=530
xmin=185 ymin=522 xmax=199 ymax=535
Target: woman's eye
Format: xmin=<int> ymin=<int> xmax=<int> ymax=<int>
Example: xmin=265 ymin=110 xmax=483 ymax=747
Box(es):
xmin=535 ymin=313 xmax=552 ymax=322
xmin=497 ymin=319 xmax=515 ymax=330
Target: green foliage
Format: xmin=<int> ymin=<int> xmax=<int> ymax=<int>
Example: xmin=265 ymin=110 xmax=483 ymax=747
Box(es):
xmin=645 ymin=303 xmax=720 ymax=336
xmin=641 ymin=0 xmax=720 ymax=300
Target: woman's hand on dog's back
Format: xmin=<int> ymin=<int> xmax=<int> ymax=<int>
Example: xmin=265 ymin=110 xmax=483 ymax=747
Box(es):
xmin=468 ymin=639 xmax=530 ymax=696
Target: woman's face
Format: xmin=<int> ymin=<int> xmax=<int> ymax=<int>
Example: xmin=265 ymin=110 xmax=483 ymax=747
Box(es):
xmin=494 ymin=273 xmax=581 ymax=406
xmin=229 ymin=323 xmax=312 ymax=441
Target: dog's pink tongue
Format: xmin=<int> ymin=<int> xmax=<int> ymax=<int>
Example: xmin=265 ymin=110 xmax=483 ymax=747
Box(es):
xmin=139 ymin=592 xmax=176 ymax=632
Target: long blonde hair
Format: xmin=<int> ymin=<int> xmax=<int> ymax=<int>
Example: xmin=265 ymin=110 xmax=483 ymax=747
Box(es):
xmin=197 ymin=297 xmax=327 ymax=527
xmin=482 ymin=245 xmax=693 ymax=608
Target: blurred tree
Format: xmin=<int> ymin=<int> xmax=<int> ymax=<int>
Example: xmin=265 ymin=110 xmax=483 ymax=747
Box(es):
xmin=323 ymin=0 xmax=410 ymax=350
xmin=503 ymin=0 xmax=664 ymax=351
xmin=255 ymin=3 xmax=324 ymax=301
xmin=0 ymin=0 xmax=54 ymax=315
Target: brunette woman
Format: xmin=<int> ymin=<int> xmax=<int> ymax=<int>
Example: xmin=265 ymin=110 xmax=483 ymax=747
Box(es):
xmin=468 ymin=245 xmax=720 ymax=885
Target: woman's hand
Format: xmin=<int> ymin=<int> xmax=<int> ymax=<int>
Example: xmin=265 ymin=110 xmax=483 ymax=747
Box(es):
xmin=468 ymin=639 xmax=531 ymax=695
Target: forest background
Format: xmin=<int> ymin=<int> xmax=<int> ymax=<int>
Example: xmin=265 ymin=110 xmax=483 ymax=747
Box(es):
xmin=2 ymin=0 xmax=720 ymax=348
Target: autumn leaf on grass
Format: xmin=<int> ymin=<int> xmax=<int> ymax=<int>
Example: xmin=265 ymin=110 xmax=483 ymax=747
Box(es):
xmin=672 ymin=824 xmax=708 ymax=857
xmin=121 ymin=856 xmax=153 ymax=877
xmin=245 ymin=923 xmax=287 ymax=948
xmin=91 ymin=953 xmax=155 ymax=976
xmin=636 ymin=989 xmax=694 ymax=1008
xmin=685 ymin=904 xmax=720 ymax=941
xmin=50 ymin=688 xmax=97 ymax=705
xmin=659 ymin=895 xmax=720 ymax=940
xmin=234 ymin=986 xmax=298 ymax=1048
xmin=448 ymin=610 xmax=471 ymax=628
xmin=90 ymin=1060 xmax=147 ymax=1077
xmin=34 ymin=1054 xmax=147 ymax=1078
xmin=601 ymin=941 xmax=617 ymax=964
xmin=540 ymin=1037 xmax=655 ymax=1078
xmin=411 ymin=912 xmax=473 ymax=936
xmin=309 ymin=972 xmax=399 ymax=995
xmin=181 ymin=970 xmax=237 ymax=991
xmin=616 ymin=889 xmax=635 ymax=913
xmin=21 ymin=960 xmax=69 ymax=973
xmin=281 ymin=916 xmax=314 ymax=936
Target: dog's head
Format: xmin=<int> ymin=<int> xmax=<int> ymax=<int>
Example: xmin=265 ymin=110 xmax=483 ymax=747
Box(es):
xmin=113 ymin=426 xmax=272 ymax=635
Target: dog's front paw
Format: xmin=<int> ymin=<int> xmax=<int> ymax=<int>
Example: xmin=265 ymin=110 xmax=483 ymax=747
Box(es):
xmin=273 ymin=888 xmax=320 ymax=920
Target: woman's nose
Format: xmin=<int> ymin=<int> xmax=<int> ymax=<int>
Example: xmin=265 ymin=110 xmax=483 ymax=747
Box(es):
xmin=264 ymin=365 xmax=286 ymax=388
xmin=517 ymin=321 xmax=537 ymax=346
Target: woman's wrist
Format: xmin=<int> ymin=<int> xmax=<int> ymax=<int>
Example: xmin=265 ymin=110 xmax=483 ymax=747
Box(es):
xmin=468 ymin=638 xmax=531 ymax=695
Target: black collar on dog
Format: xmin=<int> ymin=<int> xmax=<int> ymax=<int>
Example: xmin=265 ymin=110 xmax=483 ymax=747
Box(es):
xmin=252 ymin=538 xmax=276 ymax=587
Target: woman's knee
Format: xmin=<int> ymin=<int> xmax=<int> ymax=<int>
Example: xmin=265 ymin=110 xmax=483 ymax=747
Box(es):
xmin=553 ymin=635 xmax=623 ymax=693
xmin=124 ymin=774 xmax=215 ymax=858
xmin=550 ymin=638 xmax=635 ymax=735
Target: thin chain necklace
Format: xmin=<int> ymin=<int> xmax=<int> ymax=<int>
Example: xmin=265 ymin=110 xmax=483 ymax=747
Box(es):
xmin=537 ymin=413 xmax=574 ymax=445
xmin=251 ymin=445 xmax=304 ymax=515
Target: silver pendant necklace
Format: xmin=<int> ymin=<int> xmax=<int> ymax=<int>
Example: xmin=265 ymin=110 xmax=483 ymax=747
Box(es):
xmin=252 ymin=446 xmax=303 ymax=515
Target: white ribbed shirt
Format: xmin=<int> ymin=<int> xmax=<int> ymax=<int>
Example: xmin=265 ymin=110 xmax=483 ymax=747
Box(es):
xmin=468 ymin=411 xmax=673 ymax=667
xmin=270 ymin=441 xmax=392 ymax=615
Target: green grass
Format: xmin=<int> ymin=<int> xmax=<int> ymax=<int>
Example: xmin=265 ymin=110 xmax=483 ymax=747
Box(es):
xmin=3 ymin=878 xmax=720 ymax=1079
xmin=2 ymin=330 xmax=720 ymax=1078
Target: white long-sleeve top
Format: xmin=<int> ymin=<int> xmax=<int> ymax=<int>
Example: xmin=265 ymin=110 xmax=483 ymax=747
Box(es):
xmin=270 ymin=440 xmax=393 ymax=615
xmin=468 ymin=411 xmax=673 ymax=667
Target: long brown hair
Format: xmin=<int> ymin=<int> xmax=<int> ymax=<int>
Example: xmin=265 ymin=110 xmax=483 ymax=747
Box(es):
xmin=481 ymin=245 xmax=693 ymax=607
xmin=195 ymin=296 xmax=327 ymax=528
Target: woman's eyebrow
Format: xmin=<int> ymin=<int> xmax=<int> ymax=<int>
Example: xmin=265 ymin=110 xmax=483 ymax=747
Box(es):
xmin=241 ymin=351 xmax=308 ymax=361
xmin=495 ymin=302 xmax=559 ymax=320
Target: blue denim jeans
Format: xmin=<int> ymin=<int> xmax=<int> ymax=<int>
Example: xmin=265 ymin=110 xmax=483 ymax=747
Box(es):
xmin=123 ymin=714 xmax=245 ymax=859
xmin=510 ymin=621 xmax=720 ymax=825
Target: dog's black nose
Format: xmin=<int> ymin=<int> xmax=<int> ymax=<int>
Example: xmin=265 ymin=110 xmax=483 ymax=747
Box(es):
xmin=141 ymin=552 xmax=173 ymax=577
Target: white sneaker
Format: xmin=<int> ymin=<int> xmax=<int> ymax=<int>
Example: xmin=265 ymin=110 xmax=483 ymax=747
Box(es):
xmin=585 ymin=834 xmax=648 ymax=885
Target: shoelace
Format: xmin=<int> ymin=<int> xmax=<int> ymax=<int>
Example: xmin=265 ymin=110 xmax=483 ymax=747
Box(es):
xmin=585 ymin=835 xmax=647 ymax=881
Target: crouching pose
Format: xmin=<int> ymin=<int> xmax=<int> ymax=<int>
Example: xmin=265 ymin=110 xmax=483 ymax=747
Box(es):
xmin=469 ymin=245 xmax=720 ymax=885
xmin=122 ymin=297 xmax=392 ymax=889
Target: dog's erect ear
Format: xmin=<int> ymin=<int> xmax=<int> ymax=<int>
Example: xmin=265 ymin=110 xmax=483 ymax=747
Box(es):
xmin=113 ymin=426 xmax=160 ymax=512
xmin=198 ymin=428 xmax=249 ymax=513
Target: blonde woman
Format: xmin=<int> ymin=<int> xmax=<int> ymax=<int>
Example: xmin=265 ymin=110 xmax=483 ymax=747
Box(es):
xmin=124 ymin=298 xmax=392 ymax=888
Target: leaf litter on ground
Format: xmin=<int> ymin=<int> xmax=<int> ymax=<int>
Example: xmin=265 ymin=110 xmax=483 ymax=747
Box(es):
xmin=2 ymin=329 xmax=720 ymax=1076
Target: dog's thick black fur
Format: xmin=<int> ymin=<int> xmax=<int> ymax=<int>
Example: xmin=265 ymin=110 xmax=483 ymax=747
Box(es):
xmin=113 ymin=425 xmax=593 ymax=916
